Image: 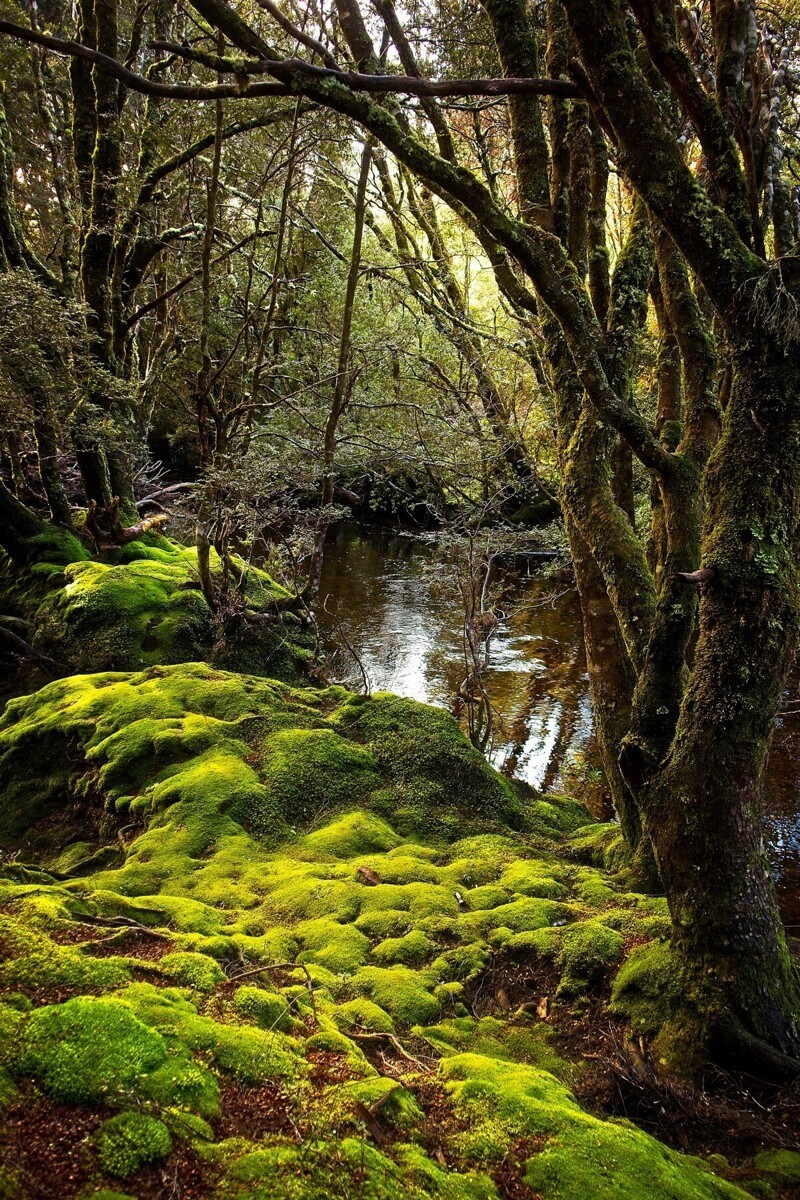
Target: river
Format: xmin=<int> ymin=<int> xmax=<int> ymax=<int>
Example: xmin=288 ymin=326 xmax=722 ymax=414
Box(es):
xmin=317 ymin=521 xmax=800 ymax=926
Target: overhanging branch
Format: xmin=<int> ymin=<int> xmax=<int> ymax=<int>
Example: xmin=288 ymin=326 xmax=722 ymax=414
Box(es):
xmin=0 ymin=18 xmax=581 ymax=101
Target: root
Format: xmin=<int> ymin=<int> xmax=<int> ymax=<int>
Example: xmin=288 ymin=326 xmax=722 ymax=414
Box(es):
xmin=716 ymin=1013 xmax=800 ymax=1082
xmin=85 ymin=497 xmax=169 ymax=550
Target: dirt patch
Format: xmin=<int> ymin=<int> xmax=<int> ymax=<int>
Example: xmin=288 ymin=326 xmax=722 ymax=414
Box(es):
xmin=0 ymin=1090 xmax=103 ymax=1199
xmin=214 ymin=1077 xmax=299 ymax=1141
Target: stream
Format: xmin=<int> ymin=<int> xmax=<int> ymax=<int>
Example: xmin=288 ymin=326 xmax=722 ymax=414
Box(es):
xmin=317 ymin=521 xmax=800 ymax=927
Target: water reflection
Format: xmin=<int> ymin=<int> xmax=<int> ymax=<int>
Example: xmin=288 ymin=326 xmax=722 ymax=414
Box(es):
xmin=316 ymin=523 xmax=799 ymax=923
xmin=317 ymin=523 xmax=601 ymax=803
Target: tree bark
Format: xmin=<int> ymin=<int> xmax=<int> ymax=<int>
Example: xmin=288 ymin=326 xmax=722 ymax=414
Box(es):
xmin=637 ymin=341 xmax=800 ymax=1070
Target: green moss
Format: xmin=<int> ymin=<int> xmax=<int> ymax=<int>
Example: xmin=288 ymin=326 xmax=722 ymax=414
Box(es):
xmin=296 ymin=918 xmax=371 ymax=974
xmin=234 ymin=986 xmax=294 ymax=1032
xmin=0 ymin=920 xmax=131 ymax=994
xmin=121 ymin=982 xmax=306 ymax=1085
xmin=212 ymin=1137 xmax=411 ymax=1199
xmin=0 ymin=651 xmax=765 ymax=1200
xmin=496 ymin=861 xmax=568 ymax=899
xmin=460 ymin=896 xmax=567 ymax=937
xmin=160 ymin=952 xmax=226 ymax=993
xmin=299 ymin=812 xmax=402 ymax=860
xmin=354 ymin=909 xmax=412 ymax=938
xmin=353 ymin=965 xmax=440 ymax=1025
xmin=25 ymin=539 xmax=310 ymax=682
xmin=261 ymin=729 xmax=381 ymax=826
xmin=9 ymin=989 xmax=220 ymax=1117
xmin=14 ymin=996 xmax=169 ymax=1104
xmin=333 ymin=997 xmax=395 ymax=1033
xmin=610 ymin=941 xmax=682 ymax=1033
xmin=557 ymin=921 xmax=625 ymax=995
xmin=753 ymin=1149 xmax=800 ymax=1181
xmin=440 ymin=1054 xmax=749 ymax=1199
xmin=76 ymin=1190 xmax=137 ymax=1200
xmin=526 ymin=795 xmax=595 ymax=838
xmin=95 ymin=1111 xmax=171 ymax=1178
xmin=461 ymin=885 xmax=508 ymax=911
xmin=331 ymin=693 xmax=526 ymax=835
xmin=371 ymin=929 xmax=436 ymax=965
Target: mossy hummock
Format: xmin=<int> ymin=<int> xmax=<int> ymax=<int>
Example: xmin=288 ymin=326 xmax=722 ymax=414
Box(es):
xmin=0 ymin=660 xmax=759 ymax=1198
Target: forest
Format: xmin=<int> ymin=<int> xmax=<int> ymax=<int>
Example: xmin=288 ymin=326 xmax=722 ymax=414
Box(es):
xmin=1 ymin=0 xmax=800 ymax=1194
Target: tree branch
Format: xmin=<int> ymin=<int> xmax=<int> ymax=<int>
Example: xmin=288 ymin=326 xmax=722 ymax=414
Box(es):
xmin=0 ymin=18 xmax=582 ymax=100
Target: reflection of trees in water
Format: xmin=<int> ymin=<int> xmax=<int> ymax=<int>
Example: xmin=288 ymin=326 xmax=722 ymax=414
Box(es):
xmin=318 ymin=525 xmax=604 ymax=801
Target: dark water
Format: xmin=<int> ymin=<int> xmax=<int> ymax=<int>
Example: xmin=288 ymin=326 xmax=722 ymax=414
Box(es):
xmin=317 ymin=522 xmax=800 ymax=926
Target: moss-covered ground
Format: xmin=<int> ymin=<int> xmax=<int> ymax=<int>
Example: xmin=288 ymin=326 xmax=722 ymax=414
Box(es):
xmin=0 ymin=658 xmax=797 ymax=1199
xmin=1 ymin=534 xmax=313 ymax=685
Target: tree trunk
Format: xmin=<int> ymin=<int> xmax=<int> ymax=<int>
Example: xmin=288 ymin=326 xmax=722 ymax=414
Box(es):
xmin=305 ymin=138 xmax=372 ymax=600
xmin=32 ymin=395 xmax=72 ymax=527
xmin=0 ymin=478 xmax=47 ymax=563
xmin=638 ymin=339 xmax=800 ymax=1072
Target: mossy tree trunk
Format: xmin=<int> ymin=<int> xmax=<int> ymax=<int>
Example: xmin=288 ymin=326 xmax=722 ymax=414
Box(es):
xmin=636 ymin=340 xmax=800 ymax=1069
xmin=0 ymin=478 xmax=47 ymax=563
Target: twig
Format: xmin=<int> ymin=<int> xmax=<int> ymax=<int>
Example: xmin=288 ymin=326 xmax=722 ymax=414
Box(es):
xmin=347 ymin=1030 xmax=430 ymax=1068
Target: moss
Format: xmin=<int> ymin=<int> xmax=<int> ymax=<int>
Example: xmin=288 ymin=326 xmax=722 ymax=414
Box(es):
xmin=260 ymin=729 xmax=381 ymax=826
xmin=567 ymin=823 xmax=628 ymax=871
xmin=121 ymin=982 xmax=306 ymax=1085
xmin=526 ymin=794 xmax=595 ymax=838
xmin=234 ymin=986 xmax=294 ymax=1032
xmin=557 ymin=921 xmax=625 ymax=995
xmin=0 ymin=928 xmax=131 ymax=993
xmin=14 ymin=996 xmax=169 ymax=1104
xmin=354 ymin=909 xmax=413 ymax=939
xmin=213 ymin=1137 xmax=411 ymax=1200
xmin=95 ymin=1111 xmax=171 ymax=1178
xmin=496 ymin=861 xmax=568 ymax=900
xmin=76 ymin=1191 xmax=137 ymax=1200
xmin=753 ymin=1149 xmax=800 ymax=1181
xmin=0 ymin=654 xmax=763 ymax=1199
xmin=610 ymin=941 xmax=682 ymax=1033
xmin=296 ymin=918 xmax=371 ymax=975
xmin=333 ymin=997 xmax=395 ymax=1033
xmin=299 ymin=812 xmax=403 ymax=860
xmin=75 ymin=1190 xmax=136 ymax=1200
xmin=9 ymin=985 xmax=220 ymax=1118
xmin=331 ymin=693 xmax=526 ymax=835
xmin=429 ymin=943 xmax=491 ymax=984
xmin=160 ymin=952 xmax=226 ymax=993
xmin=371 ymin=929 xmax=436 ymax=965
xmin=353 ymin=965 xmax=441 ymax=1025
xmin=461 ymin=885 xmax=508 ymax=911
xmin=25 ymin=539 xmax=310 ymax=682
xmin=460 ymin=896 xmax=567 ymax=937
xmin=573 ymin=869 xmax=620 ymax=908
xmin=440 ymin=1054 xmax=750 ymax=1199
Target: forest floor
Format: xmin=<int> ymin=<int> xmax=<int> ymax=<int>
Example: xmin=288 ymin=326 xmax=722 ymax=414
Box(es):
xmin=0 ymin=537 xmax=799 ymax=1200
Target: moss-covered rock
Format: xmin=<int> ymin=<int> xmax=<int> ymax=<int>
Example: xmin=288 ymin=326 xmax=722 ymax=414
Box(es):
xmin=6 ymin=536 xmax=312 ymax=682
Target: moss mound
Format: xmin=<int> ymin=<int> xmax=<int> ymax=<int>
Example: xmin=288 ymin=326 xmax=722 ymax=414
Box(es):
xmin=0 ymin=663 xmax=758 ymax=1199
xmin=3 ymin=535 xmax=312 ymax=682
xmin=95 ymin=1113 xmax=172 ymax=1178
